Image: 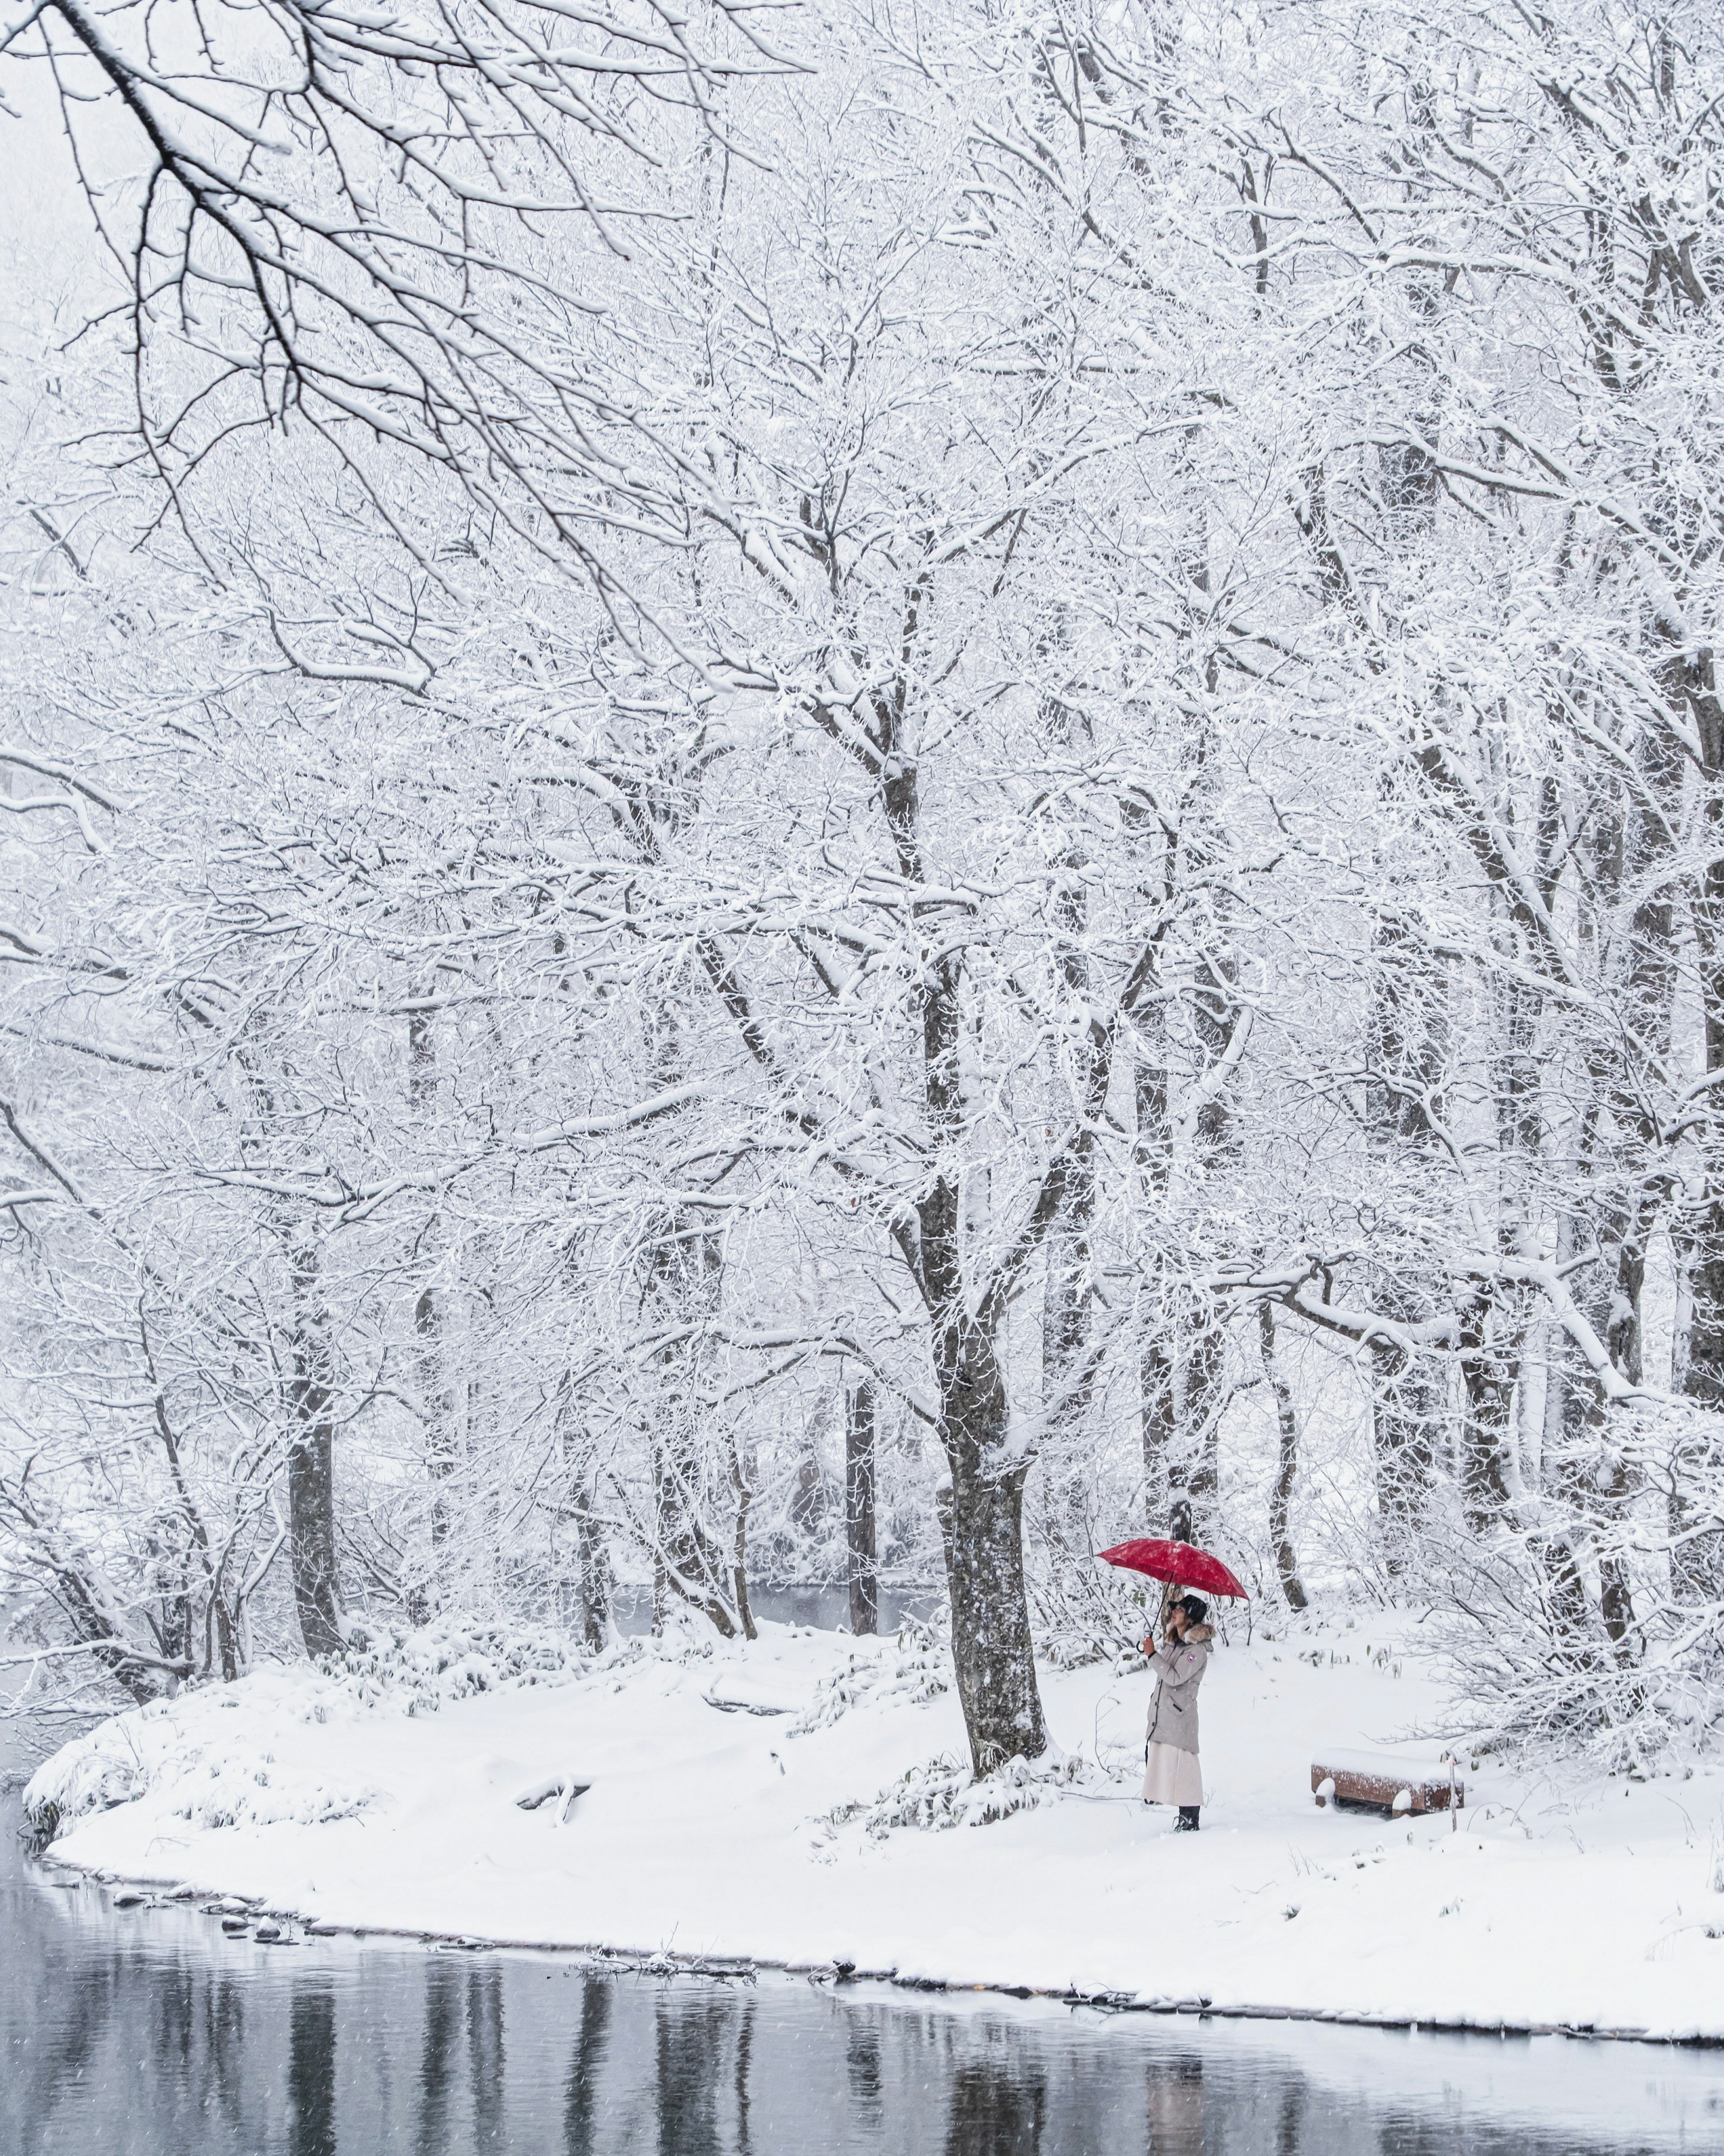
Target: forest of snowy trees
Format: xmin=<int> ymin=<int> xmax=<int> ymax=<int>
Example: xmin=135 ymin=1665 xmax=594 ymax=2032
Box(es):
xmin=4 ymin=0 xmax=1724 ymax=1783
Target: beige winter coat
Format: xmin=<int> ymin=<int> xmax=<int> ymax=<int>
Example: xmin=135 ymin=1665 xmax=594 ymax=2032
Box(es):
xmin=1145 ymin=1623 xmax=1213 ymax=1755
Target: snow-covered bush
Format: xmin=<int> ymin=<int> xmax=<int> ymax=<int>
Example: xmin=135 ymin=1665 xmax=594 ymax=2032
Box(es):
xmin=788 ymin=1616 xmax=950 ymax=1734
xmin=317 ymin=1613 xmax=590 ymax=1715
xmin=1419 ymin=1416 xmax=1724 ymax=1772
xmin=21 ymin=1675 xmax=382 ymax=1845
xmin=810 ymin=1747 xmax=1096 ymax=1847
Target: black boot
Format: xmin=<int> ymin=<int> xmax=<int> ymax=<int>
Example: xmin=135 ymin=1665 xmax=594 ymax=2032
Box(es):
xmin=1174 ymin=1806 xmax=1201 ymax=1832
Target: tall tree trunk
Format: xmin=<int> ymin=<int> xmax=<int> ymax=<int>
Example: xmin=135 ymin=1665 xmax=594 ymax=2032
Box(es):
xmin=572 ymin=1490 xmax=613 ymax=1653
xmin=286 ymin=1234 xmax=344 ymax=1659
xmin=1457 ymin=1287 xmax=1516 ymax=1535
xmin=1259 ymin=1303 xmax=1307 ymax=1610
xmin=1134 ymin=1049 xmax=1176 ymax=1506
xmin=557 ymin=1380 xmax=613 ymax=1652
xmin=409 ymin=1005 xmax=458 ymax=1583
xmin=887 ymin=686 xmax=1049 ymax=1769
xmin=730 ymin=1434 xmax=757 ymax=1644
xmin=934 ymin=1318 xmax=1045 ymax=1776
xmin=1181 ymin=1314 xmax=1227 ymax=1538
xmin=1039 ymin=666 xmax=1101 ymax=1452
xmin=844 ymin=1381 xmax=878 ymax=1638
xmin=1676 ymin=659 xmax=1724 ymax=1596
xmin=1675 ymin=1191 xmax=1724 ymax=1597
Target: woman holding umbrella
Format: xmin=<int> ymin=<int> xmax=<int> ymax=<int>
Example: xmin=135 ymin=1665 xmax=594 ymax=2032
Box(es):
xmin=1096 ymin=1535 xmax=1246 ymax=1836
xmin=1141 ymin=1594 xmax=1213 ymax=1831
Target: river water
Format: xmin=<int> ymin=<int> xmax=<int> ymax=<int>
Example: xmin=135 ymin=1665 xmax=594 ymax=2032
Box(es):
xmin=4 ymin=1796 xmax=1723 ymax=2156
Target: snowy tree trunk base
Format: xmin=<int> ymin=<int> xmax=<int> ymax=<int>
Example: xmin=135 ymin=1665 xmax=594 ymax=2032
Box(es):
xmin=942 ymin=1459 xmax=1046 ymax=1779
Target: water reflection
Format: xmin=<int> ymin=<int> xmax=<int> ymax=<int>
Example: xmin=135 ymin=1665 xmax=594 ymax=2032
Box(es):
xmin=563 ymin=1976 xmax=611 ymax=2154
xmin=290 ymin=1985 xmax=337 ymax=2156
xmin=945 ymin=2051 xmax=1046 ymax=2156
xmin=846 ymin=2023 xmax=883 ymax=2134
xmin=655 ymin=1990 xmax=739 ymax=2156
xmin=4 ymin=1832 xmax=1722 ymax=2156
xmin=1145 ymin=2054 xmax=1204 ymax=2156
xmin=414 ymin=1958 xmax=507 ymax=2152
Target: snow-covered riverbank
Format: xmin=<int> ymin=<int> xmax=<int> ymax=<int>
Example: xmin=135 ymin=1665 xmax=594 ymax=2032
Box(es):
xmin=24 ymin=1614 xmax=1724 ymax=2040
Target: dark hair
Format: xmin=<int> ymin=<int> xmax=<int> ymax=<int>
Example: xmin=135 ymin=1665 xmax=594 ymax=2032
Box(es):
xmin=1179 ymin=1595 xmax=1209 ymax=1626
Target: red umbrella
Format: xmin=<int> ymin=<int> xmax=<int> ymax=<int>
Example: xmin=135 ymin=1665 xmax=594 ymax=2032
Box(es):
xmin=1095 ymin=1538 xmax=1249 ymax=1600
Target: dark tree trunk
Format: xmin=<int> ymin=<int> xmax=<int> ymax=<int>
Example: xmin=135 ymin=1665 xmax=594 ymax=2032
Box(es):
xmin=930 ymin=1290 xmax=1045 ymax=1774
xmin=1457 ymin=1287 xmax=1515 ymax=1535
xmin=1671 ymin=591 xmax=1724 ymax=1594
xmin=287 ymin=1239 xmax=344 ymax=1660
xmin=210 ymin=1587 xmax=239 ymax=1683
xmin=902 ymin=714 xmax=1048 ymax=1770
xmin=1679 ymin=758 xmax=1724 ymax=1594
xmin=418 ymin=1281 xmax=460 ymax=1568
xmin=1140 ymin=1330 xmax=1175 ymax=1499
xmin=409 ymin=1006 xmax=458 ymax=1576
xmin=1132 ymin=991 xmax=1175 ymax=1509
xmin=572 ymin=1484 xmax=612 ymax=1653
xmin=555 ymin=1347 xmax=613 ymax=1652
xmin=1181 ymin=1316 xmax=1227 ymax=1538
xmin=1259 ymin=1304 xmax=1307 ymax=1610
xmin=844 ymin=1381 xmax=878 ymax=1637
xmin=1675 ymin=1249 xmax=1724 ymax=1599
xmin=1039 ymin=765 xmax=1099 ymax=1453
xmin=286 ymin=1417 xmax=343 ymax=1660
xmin=941 ymin=1457 xmax=1044 ymax=1768
xmin=1181 ymin=940 xmax=1242 ymax=1541
xmin=730 ymin=1436 xmax=757 ymax=1644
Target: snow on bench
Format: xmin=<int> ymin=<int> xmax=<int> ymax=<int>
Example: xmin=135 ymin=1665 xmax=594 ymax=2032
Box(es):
xmin=1311 ymin=1749 xmax=1463 ymax=1816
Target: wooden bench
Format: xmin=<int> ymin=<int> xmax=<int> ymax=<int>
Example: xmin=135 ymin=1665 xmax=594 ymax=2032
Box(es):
xmin=1311 ymin=1750 xmax=1462 ymax=1817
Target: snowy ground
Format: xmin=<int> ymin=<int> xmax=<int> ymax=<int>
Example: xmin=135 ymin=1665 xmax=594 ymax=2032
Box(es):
xmin=24 ymin=1611 xmax=1724 ymax=2040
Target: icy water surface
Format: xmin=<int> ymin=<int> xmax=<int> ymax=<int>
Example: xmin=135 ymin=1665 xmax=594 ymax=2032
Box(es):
xmin=4 ymin=1800 xmax=1722 ymax=2156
